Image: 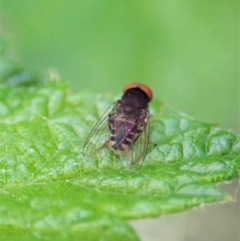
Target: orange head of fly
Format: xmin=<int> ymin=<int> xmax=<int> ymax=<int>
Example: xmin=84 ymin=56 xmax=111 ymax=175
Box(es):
xmin=123 ymin=82 xmax=153 ymax=102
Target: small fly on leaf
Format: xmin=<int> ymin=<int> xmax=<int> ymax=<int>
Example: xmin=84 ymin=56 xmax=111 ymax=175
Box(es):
xmin=82 ymin=82 xmax=153 ymax=169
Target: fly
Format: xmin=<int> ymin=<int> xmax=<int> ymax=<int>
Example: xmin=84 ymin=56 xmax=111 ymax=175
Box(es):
xmin=82 ymin=82 xmax=153 ymax=169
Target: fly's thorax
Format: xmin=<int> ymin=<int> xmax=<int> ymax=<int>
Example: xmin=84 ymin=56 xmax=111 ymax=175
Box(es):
xmin=121 ymin=88 xmax=149 ymax=109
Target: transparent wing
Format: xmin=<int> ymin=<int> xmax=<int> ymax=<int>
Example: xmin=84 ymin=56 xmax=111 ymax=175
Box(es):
xmin=82 ymin=102 xmax=117 ymax=163
xmin=121 ymin=111 xmax=150 ymax=170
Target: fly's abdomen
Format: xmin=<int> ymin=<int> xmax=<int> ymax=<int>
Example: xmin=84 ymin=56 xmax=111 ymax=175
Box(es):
xmin=109 ymin=132 xmax=134 ymax=152
xmin=109 ymin=117 xmax=140 ymax=152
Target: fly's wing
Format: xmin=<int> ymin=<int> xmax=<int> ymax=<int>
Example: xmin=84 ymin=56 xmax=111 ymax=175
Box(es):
xmin=82 ymin=102 xmax=118 ymax=163
xmin=123 ymin=110 xmax=150 ymax=169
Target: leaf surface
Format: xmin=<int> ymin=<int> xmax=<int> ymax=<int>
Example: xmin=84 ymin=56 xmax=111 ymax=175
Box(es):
xmin=0 ymin=81 xmax=239 ymax=240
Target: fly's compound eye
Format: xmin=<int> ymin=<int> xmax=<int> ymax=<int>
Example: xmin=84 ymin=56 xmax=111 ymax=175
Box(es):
xmin=123 ymin=82 xmax=153 ymax=101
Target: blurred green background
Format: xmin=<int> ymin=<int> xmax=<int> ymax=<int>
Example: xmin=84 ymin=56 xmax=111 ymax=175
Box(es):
xmin=0 ymin=0 xmax=239 ymax=134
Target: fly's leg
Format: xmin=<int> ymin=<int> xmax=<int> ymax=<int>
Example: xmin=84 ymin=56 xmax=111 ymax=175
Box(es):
xmin=129 ymin=149 xmax=135 ymax=165
xmin=149 ymin=140 xmax=158 ymax=147
xmin=97 ymin=140 xmax=110 ymax=150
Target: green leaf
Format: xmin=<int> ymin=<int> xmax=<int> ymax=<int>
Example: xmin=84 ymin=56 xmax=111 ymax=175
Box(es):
xmin=0 ymin=80 xmax=239 ymax=241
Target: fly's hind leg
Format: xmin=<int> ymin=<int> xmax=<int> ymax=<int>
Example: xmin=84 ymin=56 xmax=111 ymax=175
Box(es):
xmin=97 ymin=139 xmax=110 ymax=150
xmin=127 ymin=148 xmax=136 ymax=167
